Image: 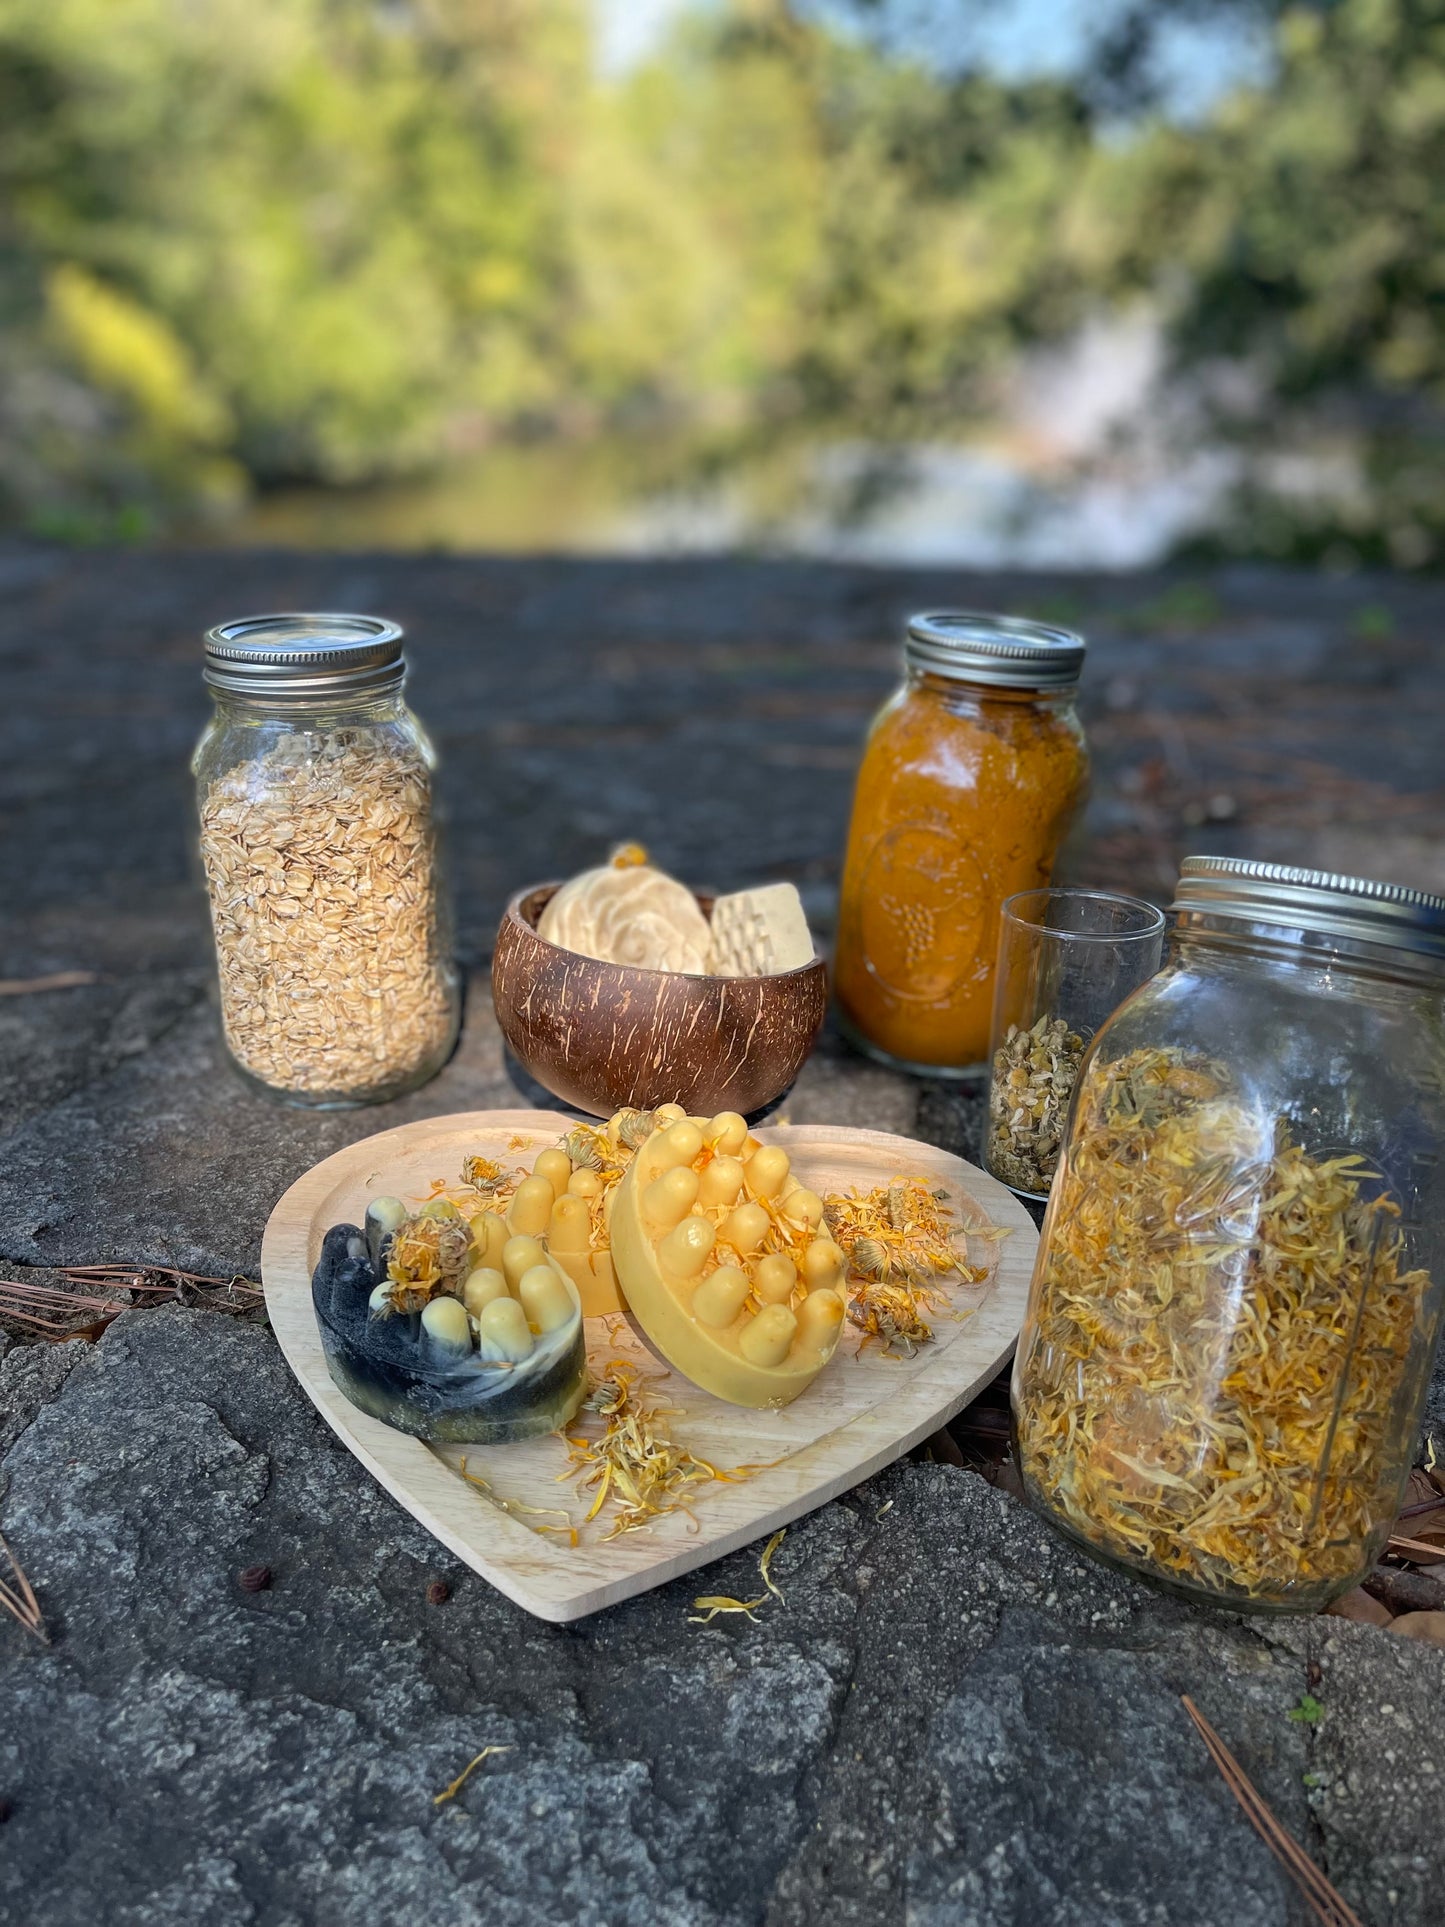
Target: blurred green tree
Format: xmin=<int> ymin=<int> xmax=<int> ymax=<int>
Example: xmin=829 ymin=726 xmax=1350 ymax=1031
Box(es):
xmin=1102 ymin=0 xmax=1445 ymax=565
xmin=0 ymin=0 xmax=1442 ymax=565
xmin=0 ymin=0 xmax=585 ymax=526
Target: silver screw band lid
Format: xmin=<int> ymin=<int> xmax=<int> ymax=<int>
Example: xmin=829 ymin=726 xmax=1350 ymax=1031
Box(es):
xmin=904 ymin=610 xmax=1086 ymax=689
xmin=1172 ymin=855 xmax=1445 ymax=960
xmin=203 ymin=613 xmax=405 ymax=699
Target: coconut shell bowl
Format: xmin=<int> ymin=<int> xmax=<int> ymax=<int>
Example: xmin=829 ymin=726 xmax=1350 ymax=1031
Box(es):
xmin=491 ymin=884 xmax=829 ymax=1119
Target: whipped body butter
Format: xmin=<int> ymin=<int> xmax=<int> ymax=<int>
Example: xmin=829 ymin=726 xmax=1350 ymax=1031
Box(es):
xmin=538 ymin=846 xmax=814 ymax=976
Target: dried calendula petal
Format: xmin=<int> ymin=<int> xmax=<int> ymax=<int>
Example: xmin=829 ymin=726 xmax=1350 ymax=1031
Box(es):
xmin=564 ymin=1361 xmax=766 ymax=1538
xmin=1015 ymin=1045 xmax=1433 ymax=1605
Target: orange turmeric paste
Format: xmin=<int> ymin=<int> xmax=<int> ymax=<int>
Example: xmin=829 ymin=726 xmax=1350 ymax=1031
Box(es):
xmin=834 ymin=673 xmax=1089 ymax=1070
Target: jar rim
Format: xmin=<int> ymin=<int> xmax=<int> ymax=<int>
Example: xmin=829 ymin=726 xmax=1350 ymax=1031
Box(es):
xmin=203 ymin=612 xmax=406 ymax=700
xmin=1172 ymin=854 xmax=1445 ymax=962
xmin=904 ymin=610 xmax=1086 ymax=689
xmin=1001 ymin=886 xmax=1166 ymax=944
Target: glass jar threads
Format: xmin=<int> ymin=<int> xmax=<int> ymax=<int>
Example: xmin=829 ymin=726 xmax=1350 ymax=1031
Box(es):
xmin=1013 ymin=856 xmax=1445 ymax=1614
xmin=192 ymin=614 xmax=460 ymax=1108
xmin=833 ymin=612 xmax=1090 ymax=1074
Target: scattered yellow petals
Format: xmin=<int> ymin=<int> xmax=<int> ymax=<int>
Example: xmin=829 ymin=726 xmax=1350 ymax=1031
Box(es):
xmin=688 ymin=1594 xmax=768 ymax=1625
xmin=758 ymin=1528 xmax=786 ymax=1603
xmin=433 ymin=1745 xmax=512 ymax=1807
xmin=564 ymin=1362 xmax=762 ymax=1539
xmin=458 ymin=1460 xmax=579 ymax=1545
xmin=689 ymin=1528 xmax=788 ymax=1626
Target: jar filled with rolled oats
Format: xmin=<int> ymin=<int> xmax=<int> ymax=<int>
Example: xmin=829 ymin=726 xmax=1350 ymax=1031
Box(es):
xmin=192 ymin=614 xmax=460 ymax=1107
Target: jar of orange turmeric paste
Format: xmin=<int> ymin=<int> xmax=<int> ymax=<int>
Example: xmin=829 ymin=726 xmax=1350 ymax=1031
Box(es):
xmin=834 ymin=612 xmax=1089 ymax=1073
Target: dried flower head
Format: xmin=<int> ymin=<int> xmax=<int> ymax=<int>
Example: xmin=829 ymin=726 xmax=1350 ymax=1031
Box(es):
xmin=561 ymin=1127 xmax=607 ymax=1172
xmin=986 ymin=1011 xmax=1086 ymax=1196
xmin=614 ymin=1109 xmax=656 ymax=1152
xmin=825 ymin=1177 xmax=994 ymax=1354
xmin=461 ymin=1155 xmax=508 ymax=1195
xmin=387 ymin=1214 xmax=473 ymax=1310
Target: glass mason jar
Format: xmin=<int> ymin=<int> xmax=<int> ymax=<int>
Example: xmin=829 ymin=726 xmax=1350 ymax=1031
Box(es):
xmin=191 ymin=614 xmax=460 ymax=1108
xmin=1013 ymin=856 xmax=1445 ymax=1614
xmin=834 ymin=612 xmax=1090 ymax=1075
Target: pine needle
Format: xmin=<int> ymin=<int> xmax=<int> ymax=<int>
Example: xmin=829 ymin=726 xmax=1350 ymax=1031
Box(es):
xmin=0 ymin=1532 xmax=48 ymax=1645
xmin=433 ymin=1744 xmax=512 ymax=1807
xmin=1181 ymin=1697 xmax=1364 ymax=1927
xmin=0 ymin=1265 xmax=262 ymax=1341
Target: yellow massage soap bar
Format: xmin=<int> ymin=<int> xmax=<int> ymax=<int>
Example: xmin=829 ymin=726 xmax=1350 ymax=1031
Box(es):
xmin=502 ymin=1110 xmax=674 ymax=1318
xmin=610 ymin=1113 xmax=847 ymax=1407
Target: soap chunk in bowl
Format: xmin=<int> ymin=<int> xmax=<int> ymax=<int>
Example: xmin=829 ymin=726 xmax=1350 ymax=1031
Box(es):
xmin=491 ymin=884 xmax=827 ymax=1119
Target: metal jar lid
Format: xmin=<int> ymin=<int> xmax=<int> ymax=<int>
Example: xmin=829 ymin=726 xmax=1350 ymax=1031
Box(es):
xmin=203 ymin=613 xmax=405 ymax=699
xmin=1172 ymin=855 xmax=1445 ymax=961
xmin=904 ymin=610 xmax=1086 ymax=689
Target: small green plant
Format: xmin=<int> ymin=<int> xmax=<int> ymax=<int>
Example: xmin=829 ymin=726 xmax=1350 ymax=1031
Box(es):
xmin=1287 ymin=1693 xmax=1324 ymax=1725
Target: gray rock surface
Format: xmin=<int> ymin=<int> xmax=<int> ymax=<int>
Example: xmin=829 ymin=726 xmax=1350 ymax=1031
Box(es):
xmin=2 ymin=550 xmax=1444 ymax=1924
xmin=5 ymin=1308 xmax=1421 ymax=1927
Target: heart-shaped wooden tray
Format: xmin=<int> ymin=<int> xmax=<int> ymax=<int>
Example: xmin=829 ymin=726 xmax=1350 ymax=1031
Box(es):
xmin=261 ymin=1110 xmax=1037 ymax=1622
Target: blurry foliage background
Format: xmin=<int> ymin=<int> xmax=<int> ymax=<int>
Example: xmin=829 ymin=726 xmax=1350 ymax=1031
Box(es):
xmin=0 ymin=0 xmax=1442 ymax=564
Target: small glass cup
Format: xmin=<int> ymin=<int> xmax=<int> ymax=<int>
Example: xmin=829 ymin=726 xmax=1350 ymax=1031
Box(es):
xmin=985 ymin=887 xmax=1165 ymax=1200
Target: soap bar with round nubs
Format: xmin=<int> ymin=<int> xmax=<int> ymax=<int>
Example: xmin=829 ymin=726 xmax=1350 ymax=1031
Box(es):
xmin=537 ymin=845 xmax=713 ymax=973
xmin=312 ymin=1228 xmax=587 ymax=1446
xmin=497 ymin=1139 xmax=624 ymax=1317
xmin=610 ymin=1114 xmax=847 ymax=1408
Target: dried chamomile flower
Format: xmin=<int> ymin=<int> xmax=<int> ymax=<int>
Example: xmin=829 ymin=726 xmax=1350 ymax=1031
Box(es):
xmin=986 ymin=1012 xmax=1086 ymax=1195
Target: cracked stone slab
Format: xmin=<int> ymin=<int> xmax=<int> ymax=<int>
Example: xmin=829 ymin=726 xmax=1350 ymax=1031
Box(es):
xmin=3 ymin=553 xmax=1445 ymax=1924
xmin=0 ymin=977 xmax=518 ymax=1278
xmin=0 ymin=1308 xmax=1436 ymax=1925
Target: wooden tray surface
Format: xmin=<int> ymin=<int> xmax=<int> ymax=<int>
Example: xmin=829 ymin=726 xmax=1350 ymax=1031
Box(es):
xmin=261 ymin=1109 xmax=1038 ymax=1622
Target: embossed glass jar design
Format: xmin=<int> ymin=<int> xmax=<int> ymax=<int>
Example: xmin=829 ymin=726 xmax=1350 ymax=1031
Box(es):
xmin=833 ymin=612 xmax=1089 ymax=1073
xmin=191 ymin=613 xmax=460 ymax=1108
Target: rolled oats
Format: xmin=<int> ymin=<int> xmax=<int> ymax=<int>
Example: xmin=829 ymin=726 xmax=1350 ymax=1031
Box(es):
xmin=198 ymin=731 xmax=457 ymax=1100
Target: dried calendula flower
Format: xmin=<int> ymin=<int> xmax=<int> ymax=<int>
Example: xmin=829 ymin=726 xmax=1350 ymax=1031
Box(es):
xmin=561 ymin=1126 xmax=608 ymax=1172
xmin=386 ymin=1214 xmax=473 ymax=1310
xmin=613 ymin=1109 xmax=657 ymax=1152
xmin=461 ymin=1155 xmax=509 ymax=1195
xmin=825 ymin=1177 xmax=995 ymax=1354
xmin=1015 ymin=1045 xmax=1434 ymax=1606
xmin=986 ymin=1012 xmax=1086 ymax=1195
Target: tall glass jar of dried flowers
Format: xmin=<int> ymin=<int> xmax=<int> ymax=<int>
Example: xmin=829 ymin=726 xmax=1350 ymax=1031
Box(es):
xmin=192 ymin=614 xmax=460 ymax=1108
xmin=1013 ymin=856 xmax=1445 ymax=1614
